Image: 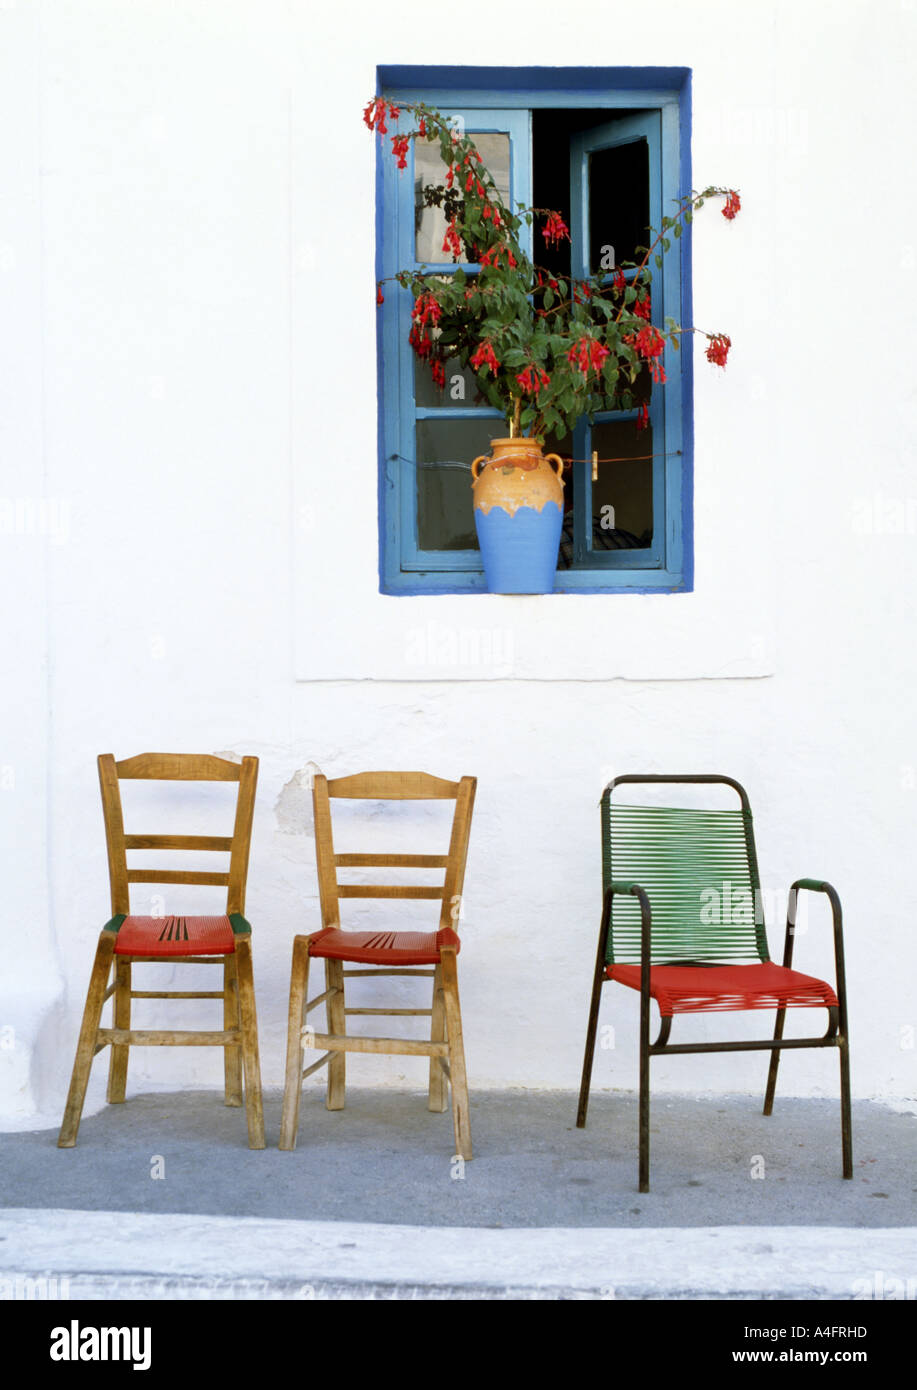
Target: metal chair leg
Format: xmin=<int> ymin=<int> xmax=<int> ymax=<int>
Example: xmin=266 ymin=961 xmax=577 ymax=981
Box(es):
xmin=576 ymin=956 xmax=606 ymax=1128
xmin=763 ymin=1006 xmax=786 ymax=1115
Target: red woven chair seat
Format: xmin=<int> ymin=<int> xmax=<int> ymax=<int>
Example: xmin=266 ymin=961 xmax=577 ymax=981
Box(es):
xmin=606 ymin=961 xmax=838 ymax=1017
xmin=114 ymin=915 xmax=237 ymax=957
xmin=308 ymin=927 xmax=461 ymax=965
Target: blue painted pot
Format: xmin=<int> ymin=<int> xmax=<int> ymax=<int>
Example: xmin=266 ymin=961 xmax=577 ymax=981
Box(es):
xmin=471 ymin=439 xmax=565 ymax=594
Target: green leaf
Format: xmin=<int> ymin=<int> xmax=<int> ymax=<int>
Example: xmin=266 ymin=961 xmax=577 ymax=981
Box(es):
xmin=673 ymin=223 xmax=682 ymax=239
xmin=654 ymin=254 xmax=663 ymax=269
xmin=544 ymin=288 xmax=554 ymax=311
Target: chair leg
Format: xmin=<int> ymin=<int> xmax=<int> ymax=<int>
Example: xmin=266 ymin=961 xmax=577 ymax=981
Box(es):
xmin=233 ymin=937 xmax=265 ymax=1149
xmin=638 ymin=992 xmax=651 ymax=1193
xmin=279 ymin=936 xmax=311 ymax=1150
xmin=763 ymin=1006 xmax=786 ymax=1115
xmin=839 ymin=1035 xmax=853 ymax=1178
xmin=106 ymin=958 xmax=131 ymax=1103
xmin=223 ymin=956 xmax=243 ymax=1107
xmin=576 ymin=956 xmax=606 ymax=1128
xmin=325 ymin=959 xmax=346 ymax=1110
xmin=58 ymin=932 xmax=116 ymax=1148
xmin=428 ymin=964 xmax=447 ymax=1113
xmin=440 ymin=949 xmax=471 ymax=1161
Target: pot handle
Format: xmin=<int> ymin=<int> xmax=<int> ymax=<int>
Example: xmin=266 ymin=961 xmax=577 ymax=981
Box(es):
xmin=471 ymin=454 xmax=491 ymax=484
xmin=544 ymin=453 xmax=565 ymax=486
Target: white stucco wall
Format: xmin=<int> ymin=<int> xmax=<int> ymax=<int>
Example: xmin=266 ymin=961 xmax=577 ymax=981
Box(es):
xmin=2 ymin=0 xmax=916 ymax=1126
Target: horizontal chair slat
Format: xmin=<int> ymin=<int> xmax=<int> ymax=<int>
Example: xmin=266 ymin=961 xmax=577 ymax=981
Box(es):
xmin=344 ymin=1007 xmax=434 ymax=1017
xmin=308 ymin=1033 xmax=449 ymax=1057
xmin=126 ymin=870 xmax=230 ymax=886
xmin=334 ymin=853 xmax=449 ymax=868
xmin=115 ymin=753 xmax=243 ymax=782
xmin=326 ymin=771 xmax=459 ymax=800
xmin=124 ymin=835 xmax=233 ymax=852
xmin=123 ymin=955 xmax=228 ymax=965
xmin=130 ymin=990 xmax=226 ymax=1000
xmin=97 ymin=1028 xmax=240 ymax=1046
xmin=336 ymin=885 xmax=444 ymax=899
xmin=342 ymin=968 xmax=436 ymax=977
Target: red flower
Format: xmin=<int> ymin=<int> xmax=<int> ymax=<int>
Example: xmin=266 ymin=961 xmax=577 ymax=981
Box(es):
xmin=634 ymin=292 xmax=651 ymax=322
xmin=542 ymin=212 xmax=570 ymax=247
xmin=376 ymin=284 xmax=384 ymax=305
xmin=411 ymin=292 xmax=441 ymax=329
xmin=418 ymin=116 xmax=426 ymax=138
xmin=431 ymin=359 xmax=446 ymax=390
xmin=632 ymin=325 xmax=665 ymax=360
xmin=613 ymin=268 xmax=626 ymax=293
xmin=362 ymin=98 xmax=388 ymax=135
xmin=705 ymin=333 xmax=731 ymax=367
xmin=391 ymin=135 xmax=410 ymax=170
xmin=479 ymin=243 xmax=516 ymax=270
xmin=573 ymin=281 xmax=593 ymax=304
xmin=722 ymin=190 xmax=741 ymax=220
xmin=470 ymin=340 xmax=500 ymax=376
xmin=516 ymin=365 xmax=551 ymax=396
xmin=441 ymin=218 xmax=463 ymax=259
xmin=567 ymin=337 xmax=609 ymax=377
xmin=636 ymin=401 xmax=650 ymax=430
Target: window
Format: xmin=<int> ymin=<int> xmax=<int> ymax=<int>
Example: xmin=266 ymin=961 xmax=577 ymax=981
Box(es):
xmin=376 ymin=66 xmax=693 ymax=595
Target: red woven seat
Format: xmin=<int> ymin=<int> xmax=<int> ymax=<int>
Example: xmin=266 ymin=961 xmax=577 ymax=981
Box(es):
xmin=307 ymin=926 xmax=461 ymax=966
xmin=114 ymin=914 xmax=237 ymax=958
xmin=606 ymin=961 xmax=838 ymax=1017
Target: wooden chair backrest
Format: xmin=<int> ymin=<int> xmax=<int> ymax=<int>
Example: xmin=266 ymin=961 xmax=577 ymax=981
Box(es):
xmin=312 ymin=771 xmax=477 ymax=932
xmin=98 ymin=752 xmax=259 ymax=917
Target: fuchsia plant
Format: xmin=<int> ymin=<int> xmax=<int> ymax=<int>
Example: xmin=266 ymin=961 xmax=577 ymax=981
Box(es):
xmin=366 ymin=97 xmax=740 ymax=446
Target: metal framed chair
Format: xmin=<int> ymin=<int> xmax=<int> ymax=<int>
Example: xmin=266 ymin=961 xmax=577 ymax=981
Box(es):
xmin=58 ymin=752 xmax=264 ymax=1149
xmin=577 ymin=775 xmax=851 ymax=1192
xmin=280 ymin=771 xmax=476 ymax=1159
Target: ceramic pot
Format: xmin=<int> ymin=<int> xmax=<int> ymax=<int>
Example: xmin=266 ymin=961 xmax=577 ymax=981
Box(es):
xmin=471 ymin=438 xmax=565 ymax=594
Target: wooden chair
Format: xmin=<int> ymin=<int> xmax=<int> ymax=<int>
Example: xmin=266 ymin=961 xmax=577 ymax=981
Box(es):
xmin=280 ymin=771 xmax=476 ymax=1159
xmin=58 ymin=753 xmax=264 ymax=1149
xmin=577 ymin=775 xmax=851 ymax=1192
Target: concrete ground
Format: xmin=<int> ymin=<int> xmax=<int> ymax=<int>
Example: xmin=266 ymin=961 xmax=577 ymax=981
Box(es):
xmin=2 ymin=1089 xmax=915 ymax=1298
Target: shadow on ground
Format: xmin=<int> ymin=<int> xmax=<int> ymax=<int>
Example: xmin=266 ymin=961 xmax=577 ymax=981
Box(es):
xmin=3 ymin=1090 xmax=914 ymax=1229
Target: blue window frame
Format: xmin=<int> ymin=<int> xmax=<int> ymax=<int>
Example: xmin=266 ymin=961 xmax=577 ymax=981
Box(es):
xmin=376 ymin=66 xmax=694 ymax=595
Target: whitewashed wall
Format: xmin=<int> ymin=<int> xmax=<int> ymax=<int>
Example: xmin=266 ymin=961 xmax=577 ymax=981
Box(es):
xmin=2 ymin=0 xmax=916 ymax=1126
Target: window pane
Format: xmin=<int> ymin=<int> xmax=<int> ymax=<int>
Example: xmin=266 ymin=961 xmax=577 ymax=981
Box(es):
xmin=588 ymin=139 xmax=649 ymax=273
xmin=414 ymin=355 xmax=481 ymax=409
xmin=590 ymin=418 xmax=654 ymax=548
xmin=415 ymin=419 xmax=502 ymax=550
xmin=415 ymin=133 xmax=511 ymax=264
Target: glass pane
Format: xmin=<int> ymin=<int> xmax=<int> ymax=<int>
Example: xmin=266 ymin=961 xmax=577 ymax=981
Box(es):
xmin=588 ymin=139 xmax=649 ymax=273
xmin=415 ymin=419 xmax=502 ymax=551
xmin=415 ymin=354 xmax=481 ymax=409
xmin=415 ymin=132 xmax=511 ymax=264
xmin=590 ymin=418 xmax=654 ymax=548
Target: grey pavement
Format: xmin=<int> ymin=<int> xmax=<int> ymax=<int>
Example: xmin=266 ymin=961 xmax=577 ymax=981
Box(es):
xmin=1 ymin=1089 xmax=915 ymax=1298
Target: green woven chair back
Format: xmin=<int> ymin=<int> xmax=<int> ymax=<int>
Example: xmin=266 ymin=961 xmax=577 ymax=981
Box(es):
xmin=602 ymin=776 xmax=769 ymax=965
